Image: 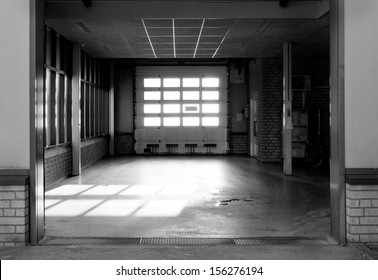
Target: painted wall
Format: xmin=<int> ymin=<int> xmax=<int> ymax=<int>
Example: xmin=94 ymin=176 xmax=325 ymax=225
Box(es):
xmin=0 ymin=0 xmax=30 ymax=169
xmin=344 ymin=0 xmax=378 ymax=168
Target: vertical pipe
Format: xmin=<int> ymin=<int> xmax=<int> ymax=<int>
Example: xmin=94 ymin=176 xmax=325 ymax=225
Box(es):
xmin=283 ymin=42 xmax=293 ymax=175
xmin=72 ymin=44 xmax=82 ymax=175
xmin=109 ymin=62 xmax=115 ymax=155
xmin=330 ymin=0 xmax=346 ymax=244
xmin=64 ymin=76 xmax=68 ymax=143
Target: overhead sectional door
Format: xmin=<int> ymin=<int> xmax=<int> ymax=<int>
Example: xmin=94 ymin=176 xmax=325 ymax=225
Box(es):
xmin=135 ymin=66 xmax=228 ymax=154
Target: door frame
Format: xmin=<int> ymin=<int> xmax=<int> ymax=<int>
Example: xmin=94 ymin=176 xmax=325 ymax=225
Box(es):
xmin=29 ymin=0 xmax=347 ymax=244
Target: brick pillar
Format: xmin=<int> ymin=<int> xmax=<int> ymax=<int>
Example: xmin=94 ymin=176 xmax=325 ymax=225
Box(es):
xmin=0 ymin=172 xmax=29 ymax=246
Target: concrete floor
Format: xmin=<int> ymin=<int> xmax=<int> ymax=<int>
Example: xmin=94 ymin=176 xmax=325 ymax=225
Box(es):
xmin=45 ymin=156 xmax=331 ymax=239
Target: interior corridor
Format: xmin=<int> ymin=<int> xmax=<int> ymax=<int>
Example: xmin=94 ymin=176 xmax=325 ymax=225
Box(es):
xmin=45 ymin=156 xmax=330 ymax=238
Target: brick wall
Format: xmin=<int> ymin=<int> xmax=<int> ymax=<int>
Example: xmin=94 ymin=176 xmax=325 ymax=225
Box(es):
xmin=44 ymin=144 xmax=72 ymax=186
xmin=346 ymin=184 xmax=378 ymax=243
xmin=0 ymin=184 xmax=29 ymax=246
xmin=249 ymin=57 xmax=283 ymax=162
xmin=115 ymin=133 xmax=134 ymax=155
xmin=81 ymin=136 xmax=109 ymax=168
xmin=248 ymin=57 xmax=330 ymax=162
xmin=230 ymin=133 xmax=248 ymax=154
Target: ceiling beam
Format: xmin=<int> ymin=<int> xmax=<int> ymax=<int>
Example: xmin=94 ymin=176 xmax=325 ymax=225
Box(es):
xmin=46 ymin=1 xmax=329 ymax=20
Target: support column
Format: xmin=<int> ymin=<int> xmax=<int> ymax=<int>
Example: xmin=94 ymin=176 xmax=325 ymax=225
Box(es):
xmin=109 ymin=62 xmax=115 ymax=155
xmin=29 ymin=0 xmax=45 ymax=245
xmin=329 ymin=0 xmax=346 ymax=244
xmin=72 ymin=44 xmax=82 ymax=175
xmin=283 ymin=42 xmax=293 ymax=176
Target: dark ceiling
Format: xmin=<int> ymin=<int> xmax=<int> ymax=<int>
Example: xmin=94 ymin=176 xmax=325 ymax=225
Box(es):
xmin=45 ymin=0 xmax=329 ymax=59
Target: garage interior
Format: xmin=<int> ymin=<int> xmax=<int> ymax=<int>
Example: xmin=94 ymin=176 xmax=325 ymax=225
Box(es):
xmin=42 ymin=0 xmax=331 ymax=242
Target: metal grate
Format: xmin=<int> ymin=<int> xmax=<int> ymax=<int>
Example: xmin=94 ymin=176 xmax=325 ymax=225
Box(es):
xmin=140 ymin=237 xmax=234 ymax=245
xmin=234 ymin=237 xmax=329 ymax=246
xmin=41 ymin=236 xmax=330 ymax=246
xmin=42 ymin=237 xmax=141 ymax=246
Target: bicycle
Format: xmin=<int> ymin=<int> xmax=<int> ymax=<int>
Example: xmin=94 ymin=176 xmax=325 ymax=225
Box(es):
xmin=305 ymin=140 xmax=323 ymax=168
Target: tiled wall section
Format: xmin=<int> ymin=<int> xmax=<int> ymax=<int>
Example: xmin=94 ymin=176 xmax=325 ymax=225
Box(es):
xmin=81 ymin=136 xmax=109 ymax=168
xmin=346 ymin=184 xmax=378 ymax=243
xmin=115 ymin=133 xmax=134 ymax=155
xmin=0 ymin=185 xmax=29 ymax=246
xmin=44 ymin=145 xmax=72 ymax=186
xmin=231 ymin=133 xmax=248 ymax=154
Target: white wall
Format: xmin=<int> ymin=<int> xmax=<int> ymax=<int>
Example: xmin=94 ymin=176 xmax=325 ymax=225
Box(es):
xmin=0 ymin=0 xmax=30 ymax=169
xmin=344 ymin=0 xmax=378 ymax=168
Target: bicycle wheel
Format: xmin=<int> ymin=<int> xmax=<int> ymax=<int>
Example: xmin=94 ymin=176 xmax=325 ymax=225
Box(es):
xmin=305 ymin=143 xmax=323 ymax=168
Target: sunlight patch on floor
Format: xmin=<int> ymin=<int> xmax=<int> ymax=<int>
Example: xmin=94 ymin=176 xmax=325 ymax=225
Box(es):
xmin=84 ymin=199 xmax=144 ymax=217
xmin=45 ymin=199 xmax=102 ymax=217
xmin=119 ymin=184 xmax=163 ymax=196
xmin=80 ymin=185 xmax=129 ymax=195
xmin=46 ymin=184 xmax=94 ymax=196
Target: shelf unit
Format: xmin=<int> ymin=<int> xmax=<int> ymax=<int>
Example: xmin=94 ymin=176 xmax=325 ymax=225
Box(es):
xmin=292 ymin=110 xmax=308 ymax=158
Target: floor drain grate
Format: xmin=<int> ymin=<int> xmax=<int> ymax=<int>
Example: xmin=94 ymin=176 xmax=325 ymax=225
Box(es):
xmin=140 ymin=237 xmax=235 ymax=245
xmin=41 ymin=236 xmax=330 ymax=246
xmin=234 ymin=237 xmax=329 ymax=246
xmin=42 ymin=237 xmax=141 ymax=246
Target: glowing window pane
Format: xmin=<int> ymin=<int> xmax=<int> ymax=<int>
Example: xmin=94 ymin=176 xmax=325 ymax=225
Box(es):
xmin=144 ymin=117 xmax=161 ymax=127
xmin=183 ymin=78 xmax=200 ymax=87
xmin=202 ymin=91 xmax=219 ymax=100
xmin=202 ymin=117 xmax=219 ymax=126
xmin=144 ymin=78 xmax=161 ymax=88
xmin=183 ymin=104 xmax=199 ymax=113
xmin=183 ymin=91 xmax=199 ymax=100
xmin=144 ymin=104 xmax=161 ymax=114
xmin=202 ymin=78 xmax=219 ymax=87
xmin=163 ymin=91 xmax=180 ymax=100
xmin=202 ymin=104 xmax=219 ymax=113
xmin=183 ymin=117 xmax=200 ymax=126
xmin=163 ymin=117 xmax=180 ymax=126
xmin=163 ymin=78 xmax=180 ymax=87
xmin=163 ymin=104 xmax=180 ymax=113
xmin=144 ymin=91 xmax=160 ymax=100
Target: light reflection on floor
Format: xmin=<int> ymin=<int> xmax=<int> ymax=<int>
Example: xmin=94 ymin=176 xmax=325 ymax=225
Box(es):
xmin=45 ymin=184 xmax=194 ymax=218
xmin=45 ymin=157 xmax=331 ymax=238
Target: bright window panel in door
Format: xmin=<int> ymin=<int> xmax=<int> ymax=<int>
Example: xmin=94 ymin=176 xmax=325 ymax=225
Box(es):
xmin=163 ymin=91 xmax=180 ymax=100
xmin=202 ymin=78 xmax=219 ymax=87
xmin=183 ymin=91 xmax=199 ymax=100
xmin=202 ymin=104 xmax=219 ymax=113
xmin=183 ymin=78 xmax=200 ymax=87
xmin=144 ymin=117 xmax=161 ymax=127
xmin=183 ymin=117 xmax=200 ymax=126
xmin=163 ymin=78 xmax=180 ymax=88
xmin=202 ymin=117 xmax=219 ymax=126
xmin=144 ymin=104 xmax=161 ymax=114
xmin=202 ymin=91 xmax=219 ymax=100
xmin=183 ymin=104 xmax=199 ymax=113
xmin=163 ymin=117 xmax=180 ymax=126
xmin=144 ymin=78 xmax=161 ymax=88
xmin=163 ymin=104 xmax=180 ymax=114
xmin=144 ymin=91 xmax=161 ymax=100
